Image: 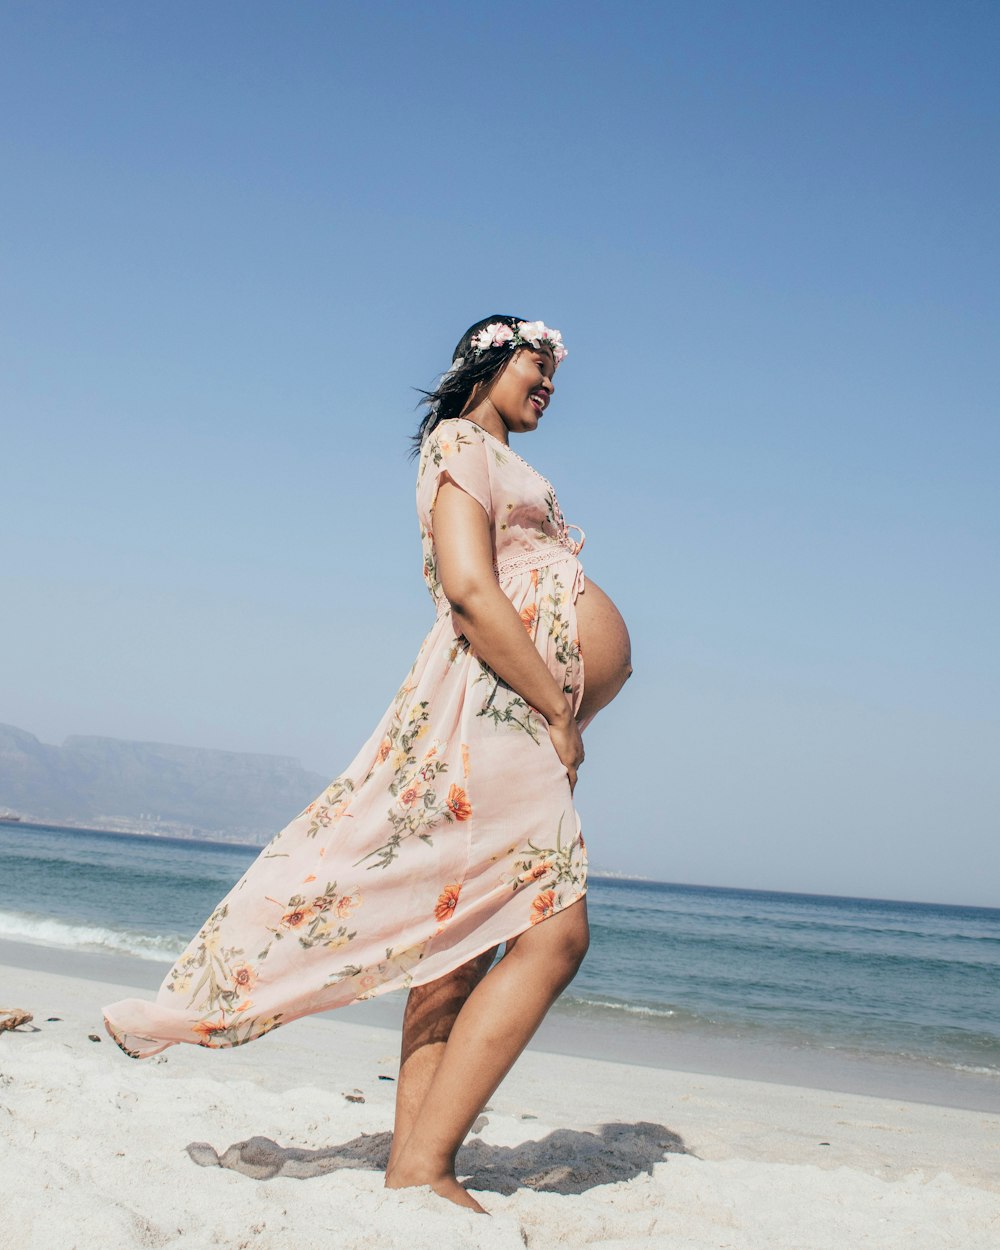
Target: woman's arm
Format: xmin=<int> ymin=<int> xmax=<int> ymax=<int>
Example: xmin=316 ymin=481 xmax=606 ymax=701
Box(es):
xmin=433 ymin=478 xmax=585 ymax=791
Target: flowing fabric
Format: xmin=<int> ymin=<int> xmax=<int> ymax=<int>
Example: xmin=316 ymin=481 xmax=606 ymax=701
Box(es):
xmin=103 ymin=417 xmax=588 ymax=1058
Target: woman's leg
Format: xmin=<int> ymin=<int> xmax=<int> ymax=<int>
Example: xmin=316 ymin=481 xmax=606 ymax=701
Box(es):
xmin=385 ymin=896 xmax=590 ymax=1211
xmin=387 ymin=947 xmax=498 ymax=1174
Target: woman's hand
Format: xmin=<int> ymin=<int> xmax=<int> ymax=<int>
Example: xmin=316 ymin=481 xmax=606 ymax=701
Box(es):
xmin=547 ymin=708 xmax=585 ymax=793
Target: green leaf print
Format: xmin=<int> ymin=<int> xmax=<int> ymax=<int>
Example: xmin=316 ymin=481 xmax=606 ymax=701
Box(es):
xmin=502 ymin=814 xmax=587 ymax=896
xmin=474 ymin=667 xmax=544 ymax=742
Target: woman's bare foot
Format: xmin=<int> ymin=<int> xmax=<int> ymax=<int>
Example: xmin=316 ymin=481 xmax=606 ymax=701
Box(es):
xmin=384 ymin=1163 xmax=487 ymax=1214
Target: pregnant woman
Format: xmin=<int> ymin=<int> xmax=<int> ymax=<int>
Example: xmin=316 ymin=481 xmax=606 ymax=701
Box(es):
xmin=103 ymin=314 xmax=632 ymax=1212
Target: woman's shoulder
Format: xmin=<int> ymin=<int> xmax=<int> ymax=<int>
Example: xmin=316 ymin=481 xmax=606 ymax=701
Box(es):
xmin=419 ymin=420 xmax=526 ymax=481
xmin=419 ymin=418 xmax=497 ymax=466
xmin=416 ymin=418 xmax=491 ymax=477
xmin=431 ymin=416 xmax=489 ymax=443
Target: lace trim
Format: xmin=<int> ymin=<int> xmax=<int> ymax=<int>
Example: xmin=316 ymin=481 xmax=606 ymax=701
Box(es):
xmin=434 ymin=541 xmax=586 ymax=616
xmin=494 ymin=543 xmax=579 ymax=577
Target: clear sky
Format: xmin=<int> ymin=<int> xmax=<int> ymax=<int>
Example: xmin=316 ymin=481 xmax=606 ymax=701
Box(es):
xmin=2 ymin=1 xmax=997 ymax=906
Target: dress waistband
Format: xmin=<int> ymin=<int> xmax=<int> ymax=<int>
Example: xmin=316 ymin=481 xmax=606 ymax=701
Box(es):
xmin=435 ymin=527 xmax=587 ymax=619
xmin=494 ymin=538 xmax=587 ymax=603
xmin=494 ymin=521 xmax=585 ymax=579
xmin=493 ymin=545 xmax=579 ymax=579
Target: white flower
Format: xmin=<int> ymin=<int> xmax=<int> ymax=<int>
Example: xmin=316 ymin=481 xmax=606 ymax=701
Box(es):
xmin=516 ymin=320 xmax=567 ymax=362
xmin=517 ymin=320 xmax=546 ymax=342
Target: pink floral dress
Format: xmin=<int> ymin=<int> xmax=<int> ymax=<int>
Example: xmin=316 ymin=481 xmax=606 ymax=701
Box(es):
xmin=103 ymin=417 xmax=588 ymax=1058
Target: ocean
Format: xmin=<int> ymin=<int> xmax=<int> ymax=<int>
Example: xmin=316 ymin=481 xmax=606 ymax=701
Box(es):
xmin=2 ymin=821 xmax=998 ymax=1109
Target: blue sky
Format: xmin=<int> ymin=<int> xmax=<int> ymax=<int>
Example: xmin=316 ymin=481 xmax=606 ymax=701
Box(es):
xmin=2 ymin=1 xmax=997 ymax=905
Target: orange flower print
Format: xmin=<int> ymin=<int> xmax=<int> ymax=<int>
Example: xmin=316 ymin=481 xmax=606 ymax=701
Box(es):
xmin=461 ymin=743 xmax=470 ymax=778
xmin=230 ymin=964 xmax=257 ymax=995
xmin=281 ymin=906 xmax=315 ymax=930
xmin=398 ymin=780 xmax=426 ymax=810
xmin=434 ymin=883 xmax=462 ymax=925
xmin=377 ymin=737 xmax=392 ymax=764
xmin=336 ymin=889 xmax=362 ymax=919
xmin=530 ymin=890 xmax=557 ymax=925
xmin=193 ymin=1018 xmax=228 ymax=1044
xmin=520 ymin=603 xmax=538 ymax=633
xmin=446 ymin=784 xmax=472 ymax=821
xmin=516 ymin=860 xmax=554 ymax=884
xmin=439 ymin=437 xmax=455 ymax=458
xmin=530 ymin=568 xmax=539 ymax=588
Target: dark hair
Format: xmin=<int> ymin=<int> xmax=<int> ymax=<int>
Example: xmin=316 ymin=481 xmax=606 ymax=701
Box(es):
xmin=408 ymin=313 xmax=527 ymax=458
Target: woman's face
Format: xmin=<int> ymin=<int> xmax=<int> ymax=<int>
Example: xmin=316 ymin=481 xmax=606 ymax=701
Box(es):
xmin=485 ymin=346 xmax=556 ymax=436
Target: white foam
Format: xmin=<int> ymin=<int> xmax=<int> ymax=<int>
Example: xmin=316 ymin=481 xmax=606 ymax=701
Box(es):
xmin=0 ymin=909 xmax=184 ymax=962
xmin=571 ymin=995 xmax=677 ymax=1018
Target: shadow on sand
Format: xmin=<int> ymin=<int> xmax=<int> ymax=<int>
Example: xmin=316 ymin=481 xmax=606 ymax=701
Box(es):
xmin=187 ymin=1121 xmax=689 ymax=1196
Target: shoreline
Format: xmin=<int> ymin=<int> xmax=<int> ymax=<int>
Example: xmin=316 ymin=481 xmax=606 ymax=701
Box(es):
xmin=2 ymin=953 xmax=997 ymax=1249
xmin=8 ymin=820 xmax=1000 ymax=912
xmin=2 ymin=935 xmax=998 ymax=1115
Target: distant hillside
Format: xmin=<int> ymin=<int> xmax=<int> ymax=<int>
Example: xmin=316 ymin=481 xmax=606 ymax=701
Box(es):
xmin=0 ymin=723 xmax=328 ymax=841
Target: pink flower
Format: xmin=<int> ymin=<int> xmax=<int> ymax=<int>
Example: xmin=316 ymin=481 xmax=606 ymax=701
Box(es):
xmin=472 ymin=322 xmax=514 ymax=352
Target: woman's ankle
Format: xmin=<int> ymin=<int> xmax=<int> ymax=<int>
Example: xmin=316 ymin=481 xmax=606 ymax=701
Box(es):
xmin=385 ymin=1146 xmax=453 ymax=1187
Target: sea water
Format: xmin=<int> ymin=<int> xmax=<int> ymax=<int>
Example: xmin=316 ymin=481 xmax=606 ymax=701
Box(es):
xmin=2 ymin=822 xmax=998 ymax=1103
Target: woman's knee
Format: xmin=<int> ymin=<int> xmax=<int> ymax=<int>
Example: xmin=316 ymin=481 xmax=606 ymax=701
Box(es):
xmin=562 ymin=909 xmax=590 ymax=973
xmin=508 ymin=900 xmax=589 ymax=983
xmin=547 ymin=925 xmax=588 ymax=989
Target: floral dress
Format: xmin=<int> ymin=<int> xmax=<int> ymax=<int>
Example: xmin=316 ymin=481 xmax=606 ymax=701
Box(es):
xmin=103 ymin=417 xmax=588 ymax=1059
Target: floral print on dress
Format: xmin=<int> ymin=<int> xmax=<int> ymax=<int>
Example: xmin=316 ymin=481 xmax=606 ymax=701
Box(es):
xmin=103 ymin=416 xmax=588 ymax=1060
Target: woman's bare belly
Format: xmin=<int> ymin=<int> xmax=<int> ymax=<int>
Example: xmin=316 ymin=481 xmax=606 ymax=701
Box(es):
xmin=574 ymin=576 xmax=632 ymax=724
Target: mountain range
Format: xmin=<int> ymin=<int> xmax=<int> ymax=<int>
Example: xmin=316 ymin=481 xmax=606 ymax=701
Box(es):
xmin=0 ymin=723 xmax=328 ymax=842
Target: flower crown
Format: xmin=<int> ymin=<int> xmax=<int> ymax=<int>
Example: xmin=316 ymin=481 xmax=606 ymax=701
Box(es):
xmin=468 ymin=319 xmax=567 ymax=364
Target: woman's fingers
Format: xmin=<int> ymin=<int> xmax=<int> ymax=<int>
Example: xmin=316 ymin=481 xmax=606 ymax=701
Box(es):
xmin=548 ymin=717 xmax=584 ymax=792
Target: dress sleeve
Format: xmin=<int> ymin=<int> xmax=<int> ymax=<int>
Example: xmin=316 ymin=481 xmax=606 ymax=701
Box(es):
xmin=417 ymin=422 xmax=494 ymax=523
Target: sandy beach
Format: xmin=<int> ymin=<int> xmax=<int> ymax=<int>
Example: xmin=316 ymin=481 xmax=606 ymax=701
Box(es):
xmin=1 ymin=949 xmax=997 ymax=1250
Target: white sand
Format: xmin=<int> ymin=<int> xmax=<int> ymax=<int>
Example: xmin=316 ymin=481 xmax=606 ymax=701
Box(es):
xmin=2 ymin=960 xmax=998 ymax=1249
